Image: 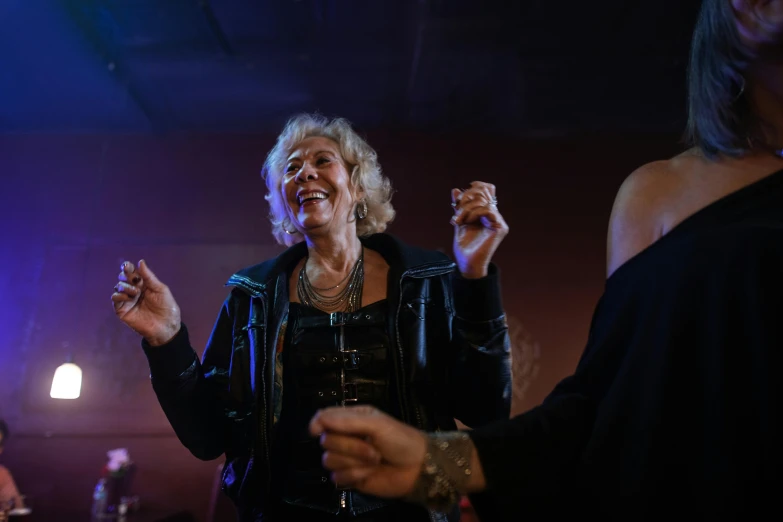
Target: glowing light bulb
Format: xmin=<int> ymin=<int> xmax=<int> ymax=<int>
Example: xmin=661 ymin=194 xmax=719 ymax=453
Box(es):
xmin=50 ymin=360 xmax=82 ymax=399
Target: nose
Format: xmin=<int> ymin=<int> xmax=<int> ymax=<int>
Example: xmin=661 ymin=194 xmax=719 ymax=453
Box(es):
xmin=295 ymin=161 xmax=318 ymax=183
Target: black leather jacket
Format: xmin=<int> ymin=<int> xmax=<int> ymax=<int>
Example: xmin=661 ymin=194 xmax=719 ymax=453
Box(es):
xmin=143 ymin=233 xmax=511 ymax=520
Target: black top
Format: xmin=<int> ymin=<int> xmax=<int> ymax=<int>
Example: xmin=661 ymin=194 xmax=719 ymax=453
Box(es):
xmin=469 ymin=169 xmax=783 ymax=520
xmin=273 ymin=300 xmax=395 ymax=516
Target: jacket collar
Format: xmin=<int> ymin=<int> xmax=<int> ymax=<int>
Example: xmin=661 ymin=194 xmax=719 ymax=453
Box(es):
xmin=226 ymin=233 xmax=455 ymax=294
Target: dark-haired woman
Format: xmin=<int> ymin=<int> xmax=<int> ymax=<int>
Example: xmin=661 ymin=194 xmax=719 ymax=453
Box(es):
xmin=310 ymin=1 xmax=783 ymax=520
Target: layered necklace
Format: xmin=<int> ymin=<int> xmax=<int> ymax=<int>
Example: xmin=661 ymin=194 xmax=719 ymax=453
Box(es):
xmin=297 ymin=248 xmax=364 ymax=312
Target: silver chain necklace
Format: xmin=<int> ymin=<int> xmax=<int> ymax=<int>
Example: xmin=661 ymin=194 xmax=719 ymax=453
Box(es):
xmin=297 ymin=248 xmax=364 ymax=312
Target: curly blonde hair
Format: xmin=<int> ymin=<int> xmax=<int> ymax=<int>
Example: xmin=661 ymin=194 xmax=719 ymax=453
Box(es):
xmin=262 ymin=113 xmax=396 ymax=246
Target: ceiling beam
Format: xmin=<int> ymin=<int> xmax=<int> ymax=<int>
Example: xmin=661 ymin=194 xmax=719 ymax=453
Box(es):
xmin=196 ymin=0 xmax=234 ymax=56
xmin=61 ymin=0 xmax=159 ymax=127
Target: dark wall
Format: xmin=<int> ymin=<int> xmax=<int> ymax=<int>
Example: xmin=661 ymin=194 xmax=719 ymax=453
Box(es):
xmin=0 ymin=131 xmax=682 ymax=520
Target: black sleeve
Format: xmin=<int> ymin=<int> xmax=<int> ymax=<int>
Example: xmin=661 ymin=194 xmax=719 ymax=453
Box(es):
xmin=142 ymin=295 xmax=236 ymax=460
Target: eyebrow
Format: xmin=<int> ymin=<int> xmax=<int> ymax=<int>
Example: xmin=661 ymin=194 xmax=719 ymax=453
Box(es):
xmin=287 ymin=150 xmax=335 ymax=163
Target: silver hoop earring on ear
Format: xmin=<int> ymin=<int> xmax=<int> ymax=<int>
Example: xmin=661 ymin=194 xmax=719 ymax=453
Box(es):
xmin=283 ymin=221 xmax=297 ymax=235
xmin=356 ymin=200 xmax=368 ymax=220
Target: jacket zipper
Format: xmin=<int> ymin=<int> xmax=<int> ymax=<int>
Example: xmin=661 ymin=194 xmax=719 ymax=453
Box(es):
xmin=339 ymin=322 xmax=348 ymax=513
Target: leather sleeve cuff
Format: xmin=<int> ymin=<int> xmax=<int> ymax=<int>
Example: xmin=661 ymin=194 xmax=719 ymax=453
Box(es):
xmin=142 ymin=323 xmax=198 ymax=379
xmin=452 ymin=264 xmax=504 ymax=321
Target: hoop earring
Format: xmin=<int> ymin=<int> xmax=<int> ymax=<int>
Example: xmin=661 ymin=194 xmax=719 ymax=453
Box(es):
xmin=283 ymin=220 xmax=297 ymax=235
xmin=356 ymin=200 xmax=368 ymax=220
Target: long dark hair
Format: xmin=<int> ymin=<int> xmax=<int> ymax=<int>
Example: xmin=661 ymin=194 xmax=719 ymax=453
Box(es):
xmin=685 ymin=0 xmax=756 ymax=158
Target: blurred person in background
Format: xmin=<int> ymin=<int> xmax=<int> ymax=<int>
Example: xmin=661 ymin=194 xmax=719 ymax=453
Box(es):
xmin=0 ymin=420 xmax=24 ymax=511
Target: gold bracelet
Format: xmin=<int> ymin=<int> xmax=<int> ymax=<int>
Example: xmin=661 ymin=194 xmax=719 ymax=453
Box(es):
xmin=405 ymin=431 xmax=473 ymax=512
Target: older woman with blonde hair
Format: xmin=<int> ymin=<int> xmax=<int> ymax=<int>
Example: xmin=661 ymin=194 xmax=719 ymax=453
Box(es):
xmin=111 ymin=113 xmax=512 ymax=522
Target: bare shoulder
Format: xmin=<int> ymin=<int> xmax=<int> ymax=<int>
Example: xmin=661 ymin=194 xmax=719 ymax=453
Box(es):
xmin=605 ymin=150 xmax=699 ymax=277
xmin=0 ymin=464 xmax=10 ymax=479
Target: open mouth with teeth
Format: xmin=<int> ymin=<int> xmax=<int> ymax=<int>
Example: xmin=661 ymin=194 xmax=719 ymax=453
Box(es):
xmin=298 ymin=191 xmax=328 ymax=206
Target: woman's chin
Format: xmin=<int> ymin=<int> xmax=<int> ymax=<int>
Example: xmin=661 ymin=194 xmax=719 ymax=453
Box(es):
xmin=296 ymin=216 xmax=332 ymax=234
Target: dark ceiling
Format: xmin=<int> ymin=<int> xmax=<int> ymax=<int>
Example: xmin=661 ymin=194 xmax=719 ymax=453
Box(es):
xmin=0 ymin=0 xmax=702 ymax=135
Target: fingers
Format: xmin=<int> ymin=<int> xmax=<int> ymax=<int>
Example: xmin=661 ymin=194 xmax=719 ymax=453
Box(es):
xmin=121 ymin=260 xmax=136 ymax=274
xmin=119 ymin=261 xmax=142 ymax=285
xmin=111 ymin=281 xmax=140 ymax=311
xmin=451 ymin=188 xmax=463 ymax=208
xmin=323 ymin=451 xmax=378 ymax=477
xmin=452 ymin=182 xmax=495 ymax=206
xmin=330 ymin=467 xmax=376 ymax=489
xmin=458 ymin=182 xmax=495 ymax=205
xmin=111 ymin=290 xmax=134 ymax=308
xmin=136 ymin=259 xmax=165 ymax=291
xmin=115 ymin=281 xmax=140 ymax=297
xmin=116 ymin=259 xmax=162 ymax=295
xmin=120 ymin=261 xmax=140 ymax=281
xmin=114 ymin=261 xmax=143 ymax=312
xmin=474 ymin=181 xmax=496 ymax=196
xmin=451 ymin=181 xmax=498 ymax=226
xmin=320 ymin=433 xmax=380 ymax=465
xmin=458 ymin=205 xmax=509 ymax=231
xmin=309 ymin=405 xmax=384 ymax=438
xmin=467 ymin=181 xmax=496 ymax=200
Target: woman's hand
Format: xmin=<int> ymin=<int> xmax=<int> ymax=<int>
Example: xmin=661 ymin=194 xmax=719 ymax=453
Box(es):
xmin=111 ymin=260 xmax=181 ymax=346
xmin=451 ymin=181 xmax=509 ymax=278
